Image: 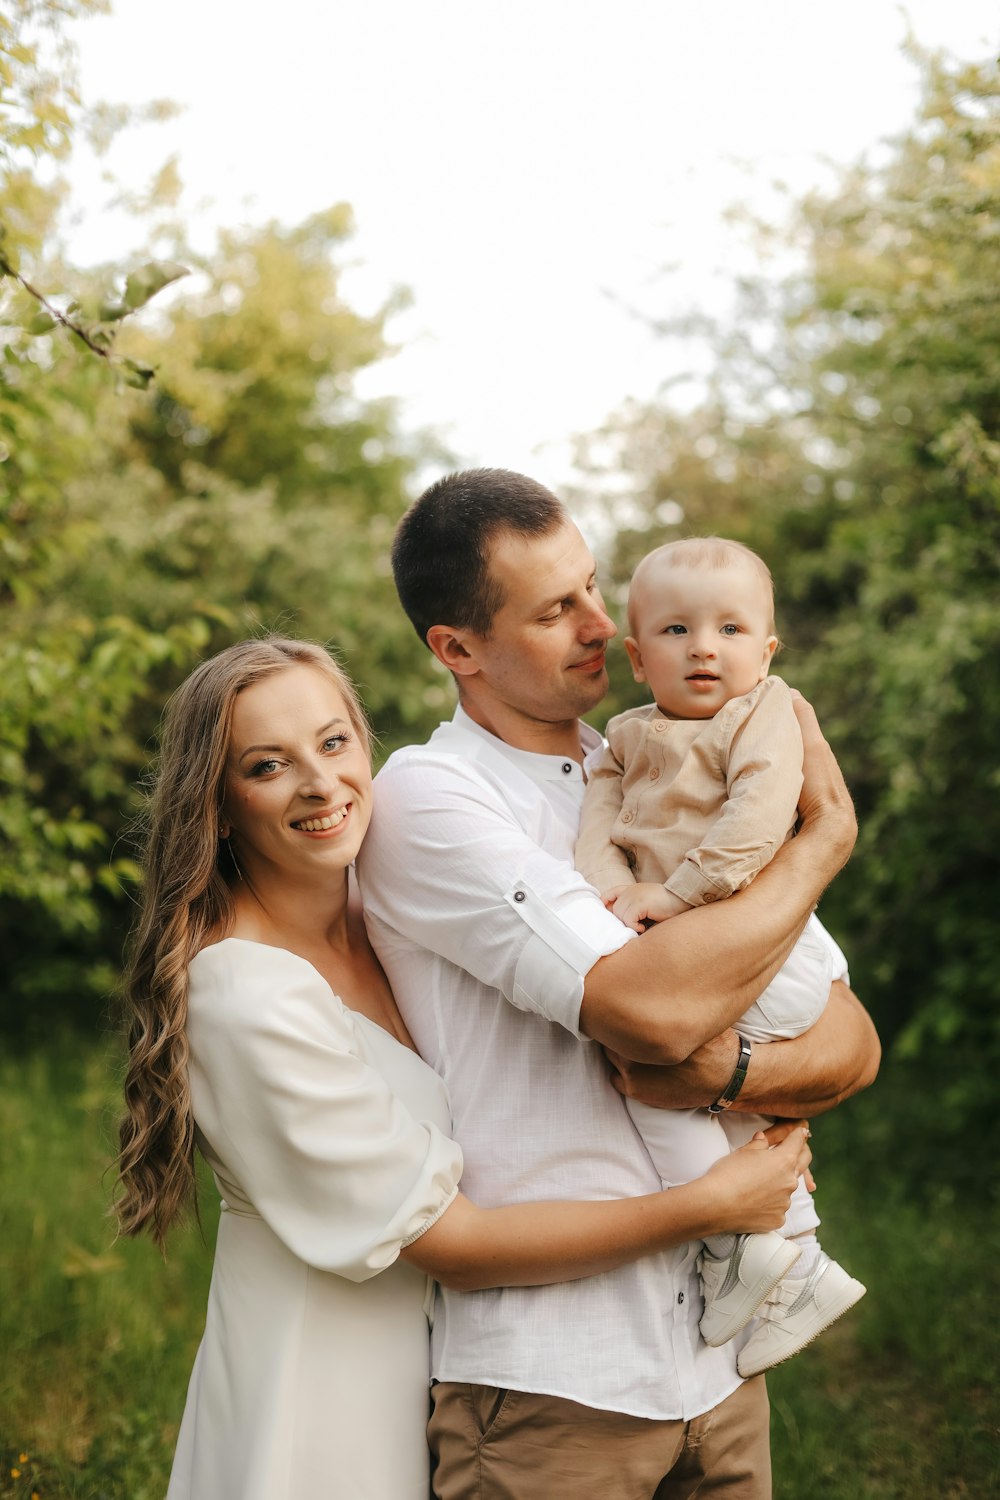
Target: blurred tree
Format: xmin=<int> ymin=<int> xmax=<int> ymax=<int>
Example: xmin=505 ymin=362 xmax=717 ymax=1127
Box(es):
xmin=0 ymin=2 xmax=214 ymax=1018
xmin=573 ymin=48 xmax=1000 ymax=1120
xmin=0 ymin=3 xmax=449 ymax=1028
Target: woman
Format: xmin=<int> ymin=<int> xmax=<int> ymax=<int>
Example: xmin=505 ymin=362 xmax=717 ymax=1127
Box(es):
xmin=115 ymin=636 xmax=809 ymax=1500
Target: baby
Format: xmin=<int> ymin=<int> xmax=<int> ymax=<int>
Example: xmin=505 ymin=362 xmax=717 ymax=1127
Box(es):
xmin=576 ymin=536 xmax=865 ymax=1376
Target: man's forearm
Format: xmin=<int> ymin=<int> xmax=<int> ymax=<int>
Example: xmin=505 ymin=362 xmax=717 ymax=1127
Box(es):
xmin=606 ymin=982 xmax=881 ymax=1118
xmin=581 ymin=813 xmax=851 ymax=1060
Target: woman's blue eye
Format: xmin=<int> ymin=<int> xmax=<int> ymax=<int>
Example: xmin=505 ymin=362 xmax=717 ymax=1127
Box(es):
xmin=250 ymin=758 xmax=280 ymax=776
xmin=323 ymin=734 xmax=350 ymax=752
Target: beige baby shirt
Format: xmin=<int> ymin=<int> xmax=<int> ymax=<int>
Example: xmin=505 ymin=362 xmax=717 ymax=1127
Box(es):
xmin=576 ymin=677 xmax=803 ymax=907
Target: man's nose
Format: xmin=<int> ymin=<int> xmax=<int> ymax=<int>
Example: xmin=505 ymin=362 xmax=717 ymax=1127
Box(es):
xmin=582 ymin=592 xmax=617 ymax=641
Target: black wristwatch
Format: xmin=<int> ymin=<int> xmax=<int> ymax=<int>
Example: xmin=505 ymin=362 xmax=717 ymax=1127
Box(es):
xmin=707 ymin=1035 xmax=752 ymax=1114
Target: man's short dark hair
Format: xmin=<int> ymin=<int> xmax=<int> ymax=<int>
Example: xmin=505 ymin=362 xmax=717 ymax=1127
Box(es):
xmin=392 ymin=468 xmax=566 ymax=644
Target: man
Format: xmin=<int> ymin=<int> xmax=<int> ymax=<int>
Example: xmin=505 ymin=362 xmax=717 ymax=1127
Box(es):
xmin=358 ymin=468 xmax=878 ymax=1498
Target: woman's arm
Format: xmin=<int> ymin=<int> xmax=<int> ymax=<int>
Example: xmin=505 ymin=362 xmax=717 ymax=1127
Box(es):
xmin=401 ymin=1126 xmax=810 ymax=1291
xmin=605 ymin=981 xmax=880 ymax=1119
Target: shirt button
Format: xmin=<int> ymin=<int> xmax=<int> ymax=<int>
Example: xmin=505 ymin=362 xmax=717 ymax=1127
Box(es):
xmin=653 ymin=720 xmax=667 ymax=732
xmin=622 ymin=810 xmax=634 ymax=824
xmin=649 ymin=767 xmax=661 ymax=781
xmin=513 ymin=890 xmax=526 ymax=903
xmin=562 ymin=762 xmax=573 ymax=775
xmin=677 ymin=1292 xmax=685 ymax=1305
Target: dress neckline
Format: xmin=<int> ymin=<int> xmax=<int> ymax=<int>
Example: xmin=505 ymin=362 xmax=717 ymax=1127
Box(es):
xmin=191 ymin=936 xmax=414 ymax=1050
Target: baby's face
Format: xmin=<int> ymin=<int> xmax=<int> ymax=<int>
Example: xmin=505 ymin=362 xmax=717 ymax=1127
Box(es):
xmin=625 ymin=557 xmax=778 ymax=719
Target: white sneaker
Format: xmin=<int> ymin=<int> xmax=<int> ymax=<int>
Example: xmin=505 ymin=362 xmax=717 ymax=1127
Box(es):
xmin=737 ymin=1252 xmax=867 ymax=1376
xmin=698 ymin=1232 xmax=802 ymax=1347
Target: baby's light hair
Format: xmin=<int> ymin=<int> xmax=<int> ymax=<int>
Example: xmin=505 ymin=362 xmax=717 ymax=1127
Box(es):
xmin=627 ymin=537 xmax=776 ymax=634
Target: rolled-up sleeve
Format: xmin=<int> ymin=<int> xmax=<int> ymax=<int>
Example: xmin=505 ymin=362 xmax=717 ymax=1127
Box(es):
xmin=359 ymin=751 xmax=635 ymax=1038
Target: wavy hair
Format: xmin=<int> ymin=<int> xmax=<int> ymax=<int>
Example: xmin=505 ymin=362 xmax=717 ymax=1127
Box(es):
xmin=114 ymin=636 xmax=370 ymax=1250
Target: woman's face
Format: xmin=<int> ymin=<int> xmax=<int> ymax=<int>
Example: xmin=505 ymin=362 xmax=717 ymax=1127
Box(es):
xmin=220 ymin=664 xmax=372 ymax=890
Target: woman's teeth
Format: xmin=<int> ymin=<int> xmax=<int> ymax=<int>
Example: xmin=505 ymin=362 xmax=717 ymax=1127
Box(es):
xmin=295 ymin=808 xmax=347 ymax=831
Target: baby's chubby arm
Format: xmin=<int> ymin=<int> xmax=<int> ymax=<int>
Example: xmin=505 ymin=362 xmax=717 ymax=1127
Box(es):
xmin=575 ymin=735 xmax=637 ymax=895
xmin=604 ymin=882 xmax=692 ymax=933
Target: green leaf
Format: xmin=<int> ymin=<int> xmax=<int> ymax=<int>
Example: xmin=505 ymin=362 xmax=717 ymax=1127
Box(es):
xmin=118 ymin=356 xmax=156 ymax=389
xmin=123 ymin=259 xmax=189 ymax=311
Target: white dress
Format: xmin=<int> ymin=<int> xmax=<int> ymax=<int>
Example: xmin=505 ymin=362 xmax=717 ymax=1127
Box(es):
xmin=166 ymin=938 xmax=463 ymax=1500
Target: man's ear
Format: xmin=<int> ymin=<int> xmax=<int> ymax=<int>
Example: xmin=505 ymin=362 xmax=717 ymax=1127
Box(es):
xmin=624 ymin=636 xmax=646 ymax=684
xmin=425 ymin=624 xmax=483 ymax=679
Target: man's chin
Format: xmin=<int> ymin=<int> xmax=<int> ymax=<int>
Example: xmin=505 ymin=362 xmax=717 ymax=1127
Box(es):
xmin=570 ymin=669 xmax=609 ymax=715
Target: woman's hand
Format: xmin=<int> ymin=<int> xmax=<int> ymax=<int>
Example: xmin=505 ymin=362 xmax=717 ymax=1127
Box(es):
xmin=697 ymin=1127 xmax=811 ymax=1236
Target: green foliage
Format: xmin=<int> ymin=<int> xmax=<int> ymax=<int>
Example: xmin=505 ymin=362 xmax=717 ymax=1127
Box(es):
xmin=0 ymin=4 xmax=449 ymax=1024
xmin=3 ymin=1037 xmax=996 ymax=1498
xmin=0 ymin=1039 xmax=216 ymax=1498
xmin=576 ymin=48 xmax=1000 ymax=1120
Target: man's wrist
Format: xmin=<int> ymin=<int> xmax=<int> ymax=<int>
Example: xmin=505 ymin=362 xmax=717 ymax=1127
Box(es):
xmin=707 ymin=1035 xmax=752 ymax=1114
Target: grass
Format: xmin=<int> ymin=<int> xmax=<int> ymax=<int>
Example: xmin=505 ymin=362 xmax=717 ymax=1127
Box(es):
xmin=767 ymin=1083 xmax=1000 ymax=1499
xmin=0 ymin=1039 xmax=218 ymax=1500
xmin=0 ymin=1037 xmax=996 ymax=1498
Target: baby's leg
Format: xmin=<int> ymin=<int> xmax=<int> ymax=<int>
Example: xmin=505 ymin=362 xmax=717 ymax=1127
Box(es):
xmin=627 ymin=1097 xmax=800 ymax=1347
xmin=720 ymin=1109 xmax=865 ymax=1376
xmin=625 ymin=1098 xmax=729 ymax=1188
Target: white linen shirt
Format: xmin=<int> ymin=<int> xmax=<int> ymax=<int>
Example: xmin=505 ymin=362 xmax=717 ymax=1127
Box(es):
xmin=358 ymin=704 xmax=745 ymax=1420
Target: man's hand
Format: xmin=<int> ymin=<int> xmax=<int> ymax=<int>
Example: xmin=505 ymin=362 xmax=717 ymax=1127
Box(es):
xmin=605 ymin=882 xmax=692 ymax=933
xmin=605 ymin=1028 xmax=741 ymax=1109
xmin=604 ymin=981 xmax=880 ymax=1118
xmin=792 ymin=692 xmax=857 ymax=860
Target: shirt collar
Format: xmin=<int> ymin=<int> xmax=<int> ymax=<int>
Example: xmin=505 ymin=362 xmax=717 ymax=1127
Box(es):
xmin=444 ymin=703 xmax=602 ymax=785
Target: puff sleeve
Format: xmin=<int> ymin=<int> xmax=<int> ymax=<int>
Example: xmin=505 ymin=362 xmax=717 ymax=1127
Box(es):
xmin=185 ymin=941 xmax=463 ymax=1283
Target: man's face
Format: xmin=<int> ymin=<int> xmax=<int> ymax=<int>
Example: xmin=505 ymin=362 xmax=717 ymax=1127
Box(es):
xmin=464 ymin=519 xmax=617 ymax=735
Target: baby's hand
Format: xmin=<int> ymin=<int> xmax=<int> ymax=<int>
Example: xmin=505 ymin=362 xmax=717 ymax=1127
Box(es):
xmin=610 ymin=883 xmax=692 ymax=933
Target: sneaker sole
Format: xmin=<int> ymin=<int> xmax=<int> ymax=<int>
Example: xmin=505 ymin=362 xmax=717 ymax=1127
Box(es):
xmin=700 ymin=1240 xmax=802 ymax=1348
xmin=736 ymin=1279 xmax=867 ymax=1377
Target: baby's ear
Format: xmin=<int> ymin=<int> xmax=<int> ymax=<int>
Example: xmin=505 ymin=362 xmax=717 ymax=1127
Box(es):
xmin=624 ymin=636 xmax=646 ymax=683
xmin=759 ymin=635 xmax=779 ymax=679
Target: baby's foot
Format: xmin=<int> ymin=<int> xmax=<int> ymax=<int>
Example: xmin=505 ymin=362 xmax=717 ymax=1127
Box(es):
xmin=737 ymin=1252 xmax=866 ymax=1376
xmin=698 ymin=1231 xmax=801 ymax=1347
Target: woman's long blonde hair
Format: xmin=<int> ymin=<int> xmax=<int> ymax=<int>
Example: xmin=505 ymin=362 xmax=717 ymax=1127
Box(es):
xmin=114 ymin=636 xmax=370 ymax=1250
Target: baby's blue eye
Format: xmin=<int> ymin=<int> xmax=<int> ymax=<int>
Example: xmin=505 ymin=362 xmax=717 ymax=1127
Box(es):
xmin=664 ymin=624 xmax=687 ymax=635
xmin=720 ymin=624 xmax=740 ymax=636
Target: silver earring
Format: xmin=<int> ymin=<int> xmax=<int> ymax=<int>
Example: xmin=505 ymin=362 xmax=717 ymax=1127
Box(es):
xmin=220 ymin=832 xmax=244 ymax=883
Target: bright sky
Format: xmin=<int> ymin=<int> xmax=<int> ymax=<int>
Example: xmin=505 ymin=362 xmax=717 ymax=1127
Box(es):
xmin=71 ymin=0 xmax=998 ymax=491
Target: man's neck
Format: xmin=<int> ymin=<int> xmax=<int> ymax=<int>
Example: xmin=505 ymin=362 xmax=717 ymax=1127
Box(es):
xmin=458 ymin=696 xmax=586 ymax=763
